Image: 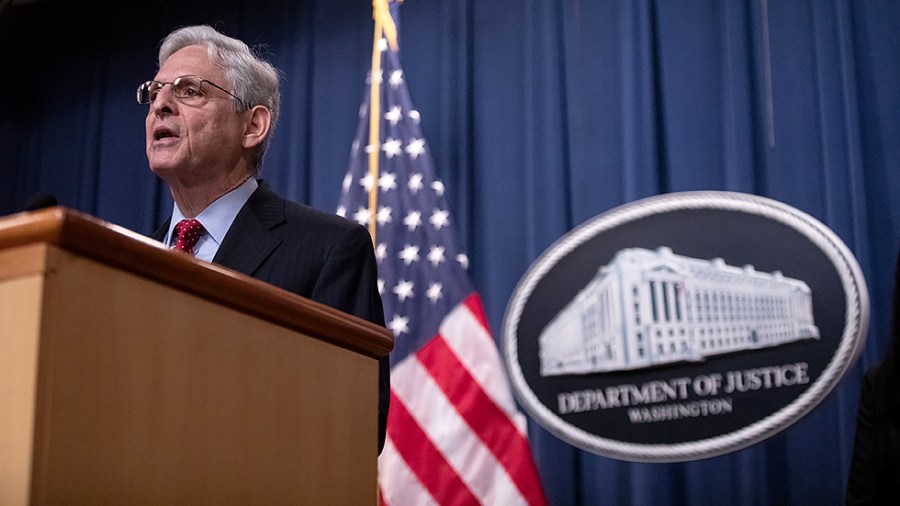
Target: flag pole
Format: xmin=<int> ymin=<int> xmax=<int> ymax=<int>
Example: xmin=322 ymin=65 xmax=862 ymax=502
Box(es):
xmin=367 ymin=0 xmax=399 ymax=243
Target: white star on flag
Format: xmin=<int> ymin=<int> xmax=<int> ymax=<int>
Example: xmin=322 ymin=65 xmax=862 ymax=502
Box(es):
xmin=405 ymin=138 xmax=426 ymax=159
xmin=378 ymin=172 xmax=398 ymax=192
xmin=403 ymin=210 xmax=422 ymax=231
xmin=408 ymin=173 xmax=424 ymax=194
xmin=456 ymin=253 xmax=469 ymax=270
xmin=367 ymin=69 xmax=383 ymax=85
xmin=384 ymin=105 xmax=402 ymax=126
xmin=407 ymin=109 xmax=420 ymax=123
xmin=430 ymin=209 xmax=450 ymax=230
xmin=351 ymin=207 xmax=370 ymax=226
xmin=375 ymin=242 xmax=388 ymax=261
xmin=427 ymin=245 xmax=446 ymax=267
xmin=431 ymin=180 xmax=445 ymax=196
xmin=382 ymin=138 xmax=402 ymax=158
xmin=398 ymin=244 xmax=420 ymax=265
xmin=387 ymin=314 xmax=409 ymax=336
xmin=389 ymin=69 xmax=404 ymax=87
xmin=359 ymin=173 xmax=375 ymax=192
xmin=426 ymin=282 xmax=443 ymax=303
xmin=393 ymin=280 xmax=414 ymax=301
xmin=376 ymin=206 xmax=393 ymax=225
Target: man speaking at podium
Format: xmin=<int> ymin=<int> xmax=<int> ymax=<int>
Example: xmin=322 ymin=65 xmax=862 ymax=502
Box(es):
xmin=137 ymin=24 xmax=388 ymax=453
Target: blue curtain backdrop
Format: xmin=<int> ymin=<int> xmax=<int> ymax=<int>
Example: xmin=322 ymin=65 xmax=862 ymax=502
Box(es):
xmin=2 ymin=0 xmax=898 ymax=503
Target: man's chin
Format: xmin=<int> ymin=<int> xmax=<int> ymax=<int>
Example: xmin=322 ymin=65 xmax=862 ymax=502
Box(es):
xmin=148 ymin=162 xmax=180 ymax=182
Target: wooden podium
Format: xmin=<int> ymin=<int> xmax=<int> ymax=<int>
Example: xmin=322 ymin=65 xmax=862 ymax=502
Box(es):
xmin=0 ymin=208 xmax=393 ymax=505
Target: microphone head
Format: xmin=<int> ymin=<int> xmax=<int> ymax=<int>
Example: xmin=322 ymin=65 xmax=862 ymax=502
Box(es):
xmin=24 ymin=192 xmax=58 ymax=211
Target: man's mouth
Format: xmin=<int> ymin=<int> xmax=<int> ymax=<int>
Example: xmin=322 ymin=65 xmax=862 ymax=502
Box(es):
xmin=153 ymin=127 xmax=178 ymax=142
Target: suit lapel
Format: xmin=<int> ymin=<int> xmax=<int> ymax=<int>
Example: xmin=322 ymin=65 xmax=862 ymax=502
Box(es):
xmin=151 ymin=220 xmax=170 ymax=243
xmin=212 ymin=183 xmax=285 ymax=277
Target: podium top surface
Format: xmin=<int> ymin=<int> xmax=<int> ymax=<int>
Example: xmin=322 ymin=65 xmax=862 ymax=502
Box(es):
xmin=0 ymin=207 xmax=393 ymax=358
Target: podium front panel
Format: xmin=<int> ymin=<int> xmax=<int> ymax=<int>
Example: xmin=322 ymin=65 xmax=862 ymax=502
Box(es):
xmin=1 ymin=243 xmax=378 ymax=505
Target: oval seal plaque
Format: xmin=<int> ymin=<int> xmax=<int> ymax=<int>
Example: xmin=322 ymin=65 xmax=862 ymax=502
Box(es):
xmin=502 ymin=191 xmax=868 ymax=462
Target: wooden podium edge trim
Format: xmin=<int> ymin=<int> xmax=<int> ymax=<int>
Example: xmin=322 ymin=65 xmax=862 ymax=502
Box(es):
xmin=0 ymin=207 xmax=393 ymax=358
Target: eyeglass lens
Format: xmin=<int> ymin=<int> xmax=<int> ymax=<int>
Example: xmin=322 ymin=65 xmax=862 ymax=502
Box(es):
xmin=137 ymin=76 xmax=206 ymax=104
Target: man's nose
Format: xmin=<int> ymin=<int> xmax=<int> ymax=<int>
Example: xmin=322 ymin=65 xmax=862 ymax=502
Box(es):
xmin=150 ymin=85 xmax=177 ymax=115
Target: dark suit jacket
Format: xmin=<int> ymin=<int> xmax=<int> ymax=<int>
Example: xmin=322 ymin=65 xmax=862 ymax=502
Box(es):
xmin=847 ymin=247 xmax=900 ymax=505
xmin=846 ymin=365 xmax=900 ymax=505
xmin=153 ymin=181 xmax=389 ymax=453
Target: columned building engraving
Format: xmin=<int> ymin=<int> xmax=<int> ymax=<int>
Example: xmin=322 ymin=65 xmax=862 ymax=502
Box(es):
xmin=539 ymin=247 xmax=819 ymax=376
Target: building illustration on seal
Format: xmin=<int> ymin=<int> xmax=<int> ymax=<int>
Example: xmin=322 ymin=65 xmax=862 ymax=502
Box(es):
xmin=539 ymin=247 xmax=820 ymax=376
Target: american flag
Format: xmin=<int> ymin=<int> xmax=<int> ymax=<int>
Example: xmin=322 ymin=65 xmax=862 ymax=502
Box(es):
xmin=337 ymin=1 xmax=546 ymax=504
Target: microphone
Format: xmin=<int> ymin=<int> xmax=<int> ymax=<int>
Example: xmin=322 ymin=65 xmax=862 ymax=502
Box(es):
xmin=24 ymin=192 xmax=58 ymax=211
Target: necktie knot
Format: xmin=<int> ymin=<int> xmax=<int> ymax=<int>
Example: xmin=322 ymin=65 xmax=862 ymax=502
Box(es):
xmin=173 ymin=219 xmax=205 ymax=255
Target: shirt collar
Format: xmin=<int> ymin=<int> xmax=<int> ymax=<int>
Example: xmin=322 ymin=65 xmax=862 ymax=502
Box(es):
xmin=166 ymin=177 xmax=259 ymax=247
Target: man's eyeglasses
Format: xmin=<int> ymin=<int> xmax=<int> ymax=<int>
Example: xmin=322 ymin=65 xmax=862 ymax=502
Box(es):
xmin=136 ymin=75 xmax=248 ymax=109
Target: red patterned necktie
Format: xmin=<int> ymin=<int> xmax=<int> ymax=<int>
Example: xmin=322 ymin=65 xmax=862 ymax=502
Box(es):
xmin=172 ymin=219 xmax=205 ymax=255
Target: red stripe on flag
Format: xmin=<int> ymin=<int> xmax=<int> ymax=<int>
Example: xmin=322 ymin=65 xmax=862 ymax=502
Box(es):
xmin=418 ymin=333 xmax=548 ymax=505
xmin=462 ymin=293 xmax=490 ymax=334
xmin=387 ymin=391 xmax=481 ymax=505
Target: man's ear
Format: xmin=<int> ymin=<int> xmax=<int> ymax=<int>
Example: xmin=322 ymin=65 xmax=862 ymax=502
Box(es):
xmin=242 ymin=105 xmax=271 ymax=149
